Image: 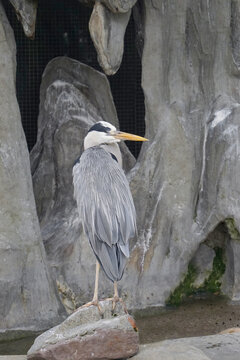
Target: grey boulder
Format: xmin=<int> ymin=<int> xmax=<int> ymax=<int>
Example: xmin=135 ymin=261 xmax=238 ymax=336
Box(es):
xmin=27 ymin=300 xmax=139 ymax=360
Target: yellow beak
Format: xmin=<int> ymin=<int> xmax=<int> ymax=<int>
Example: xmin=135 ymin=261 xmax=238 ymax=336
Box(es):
xmin=113 ymin=131 xmax=148 ymax=142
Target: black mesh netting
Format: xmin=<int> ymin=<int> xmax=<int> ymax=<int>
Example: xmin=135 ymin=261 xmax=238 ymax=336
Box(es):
xmin=2 ymin=0 xmax=145 ymax=157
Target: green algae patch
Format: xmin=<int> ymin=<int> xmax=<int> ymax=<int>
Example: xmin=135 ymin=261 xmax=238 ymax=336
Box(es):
xmin=166 ymin=264 xmax=197 ymax=306
xmin=201 ymin=247 xmax=226 ymax=293
xmin=166 ymin=248 xmax=226 ymax=306
xmin=225 ymin=218 xmax=240 ymax=241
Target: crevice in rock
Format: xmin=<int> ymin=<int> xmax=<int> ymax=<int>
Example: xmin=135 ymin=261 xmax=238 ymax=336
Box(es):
xmin=167 ymin=223 xmax=229 ymax=306
xmin=132 ymin=0 xmax=144 ymax=58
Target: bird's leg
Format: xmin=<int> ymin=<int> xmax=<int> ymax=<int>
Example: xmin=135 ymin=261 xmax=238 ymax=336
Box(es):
xmin=112 ymin=281 xmax=128 ymax=313
xmin=80 ymin=261 xmax=102 ymax=314
xmin=111 ymin=281 xmax=119 ymax=311
xmin=92 ymin=260 xmax=100 ymax=304
xmin=112 ymin=281 xmax=128 ymax=312
xmin=105 ymin=281 xmax=128 ymax=313
xmin=113 ymin=281 xmax=119 ymax=301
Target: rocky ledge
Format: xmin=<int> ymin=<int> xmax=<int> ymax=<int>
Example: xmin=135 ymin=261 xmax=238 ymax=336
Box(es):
xmin=27 ymin=299 xmax=139 ymax=360
xmin=2 ymin=330 xmax=240 ymax=359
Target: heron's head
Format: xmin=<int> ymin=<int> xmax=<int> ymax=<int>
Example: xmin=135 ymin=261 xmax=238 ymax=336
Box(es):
xmin=84 ymin=121 xmax=148 ymax=150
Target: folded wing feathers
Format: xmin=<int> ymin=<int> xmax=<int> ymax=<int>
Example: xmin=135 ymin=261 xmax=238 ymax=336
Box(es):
xmin=73 ymin=146 xmax=136 ymax=281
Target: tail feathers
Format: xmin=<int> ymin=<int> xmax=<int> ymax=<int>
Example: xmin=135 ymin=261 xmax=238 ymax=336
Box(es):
xmin=88 ymin=234 xmax=128 ymax=282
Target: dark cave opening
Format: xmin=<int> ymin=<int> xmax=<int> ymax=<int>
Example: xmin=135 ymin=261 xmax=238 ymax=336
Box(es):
xmin=2 ymin=0 xmax=145 ymax=158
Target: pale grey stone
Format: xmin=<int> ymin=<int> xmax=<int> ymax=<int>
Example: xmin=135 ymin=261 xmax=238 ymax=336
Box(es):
xmin=164 ymin=334 xmax=240 ymax=360
xmin=222 ymin=240 xmax=240 ymax=301
xmin=0 ymin=357 xmax=26 ymax=360
xmin=191 ymin=244 xmax=215 ymax=287
xmin=0 ymin=4 xmax=65 ymax=337
xmin=133 ymin=342 xmax=210 ymax=360
xmin=133 ymin=333 xmax=240 ymax=360
xmin=9 ymin=0 xmax=38 ymax=38
xmin=101 ymin=0 xmax=137 ymax=13
xmin=30 ymin=57 xmax=135 ymax=310
xmin=89 ymin=2 xmax=131 ymax=75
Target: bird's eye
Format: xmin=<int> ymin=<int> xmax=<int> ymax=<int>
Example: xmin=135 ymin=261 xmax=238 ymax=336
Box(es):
xmin=107 ymin=130 xmax=116 ymax=136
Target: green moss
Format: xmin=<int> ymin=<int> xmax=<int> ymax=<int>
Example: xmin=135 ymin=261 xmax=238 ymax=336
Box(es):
xmin=225 ymin=218 xmax=240 ymax=241
xmin=166 ymin=247 xmax=226 ymax=306
xmin=201 ymin=247 xmax=226 ymax=293
xmin=166 ymin=264 xmax=197 ymax=306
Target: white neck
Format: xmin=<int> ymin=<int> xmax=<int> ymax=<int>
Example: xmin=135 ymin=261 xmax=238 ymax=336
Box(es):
xmin=84 ymin=131 xmax=106 ymax=150
xmin=84 ymin=129 xmax=122 ymax=168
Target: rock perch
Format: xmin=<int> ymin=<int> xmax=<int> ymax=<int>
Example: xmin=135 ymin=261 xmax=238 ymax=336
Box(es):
xmin=27 ymin=299 xmax=139 ymax=360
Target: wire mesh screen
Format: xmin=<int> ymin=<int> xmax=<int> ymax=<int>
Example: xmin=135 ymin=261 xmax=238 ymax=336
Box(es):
xmin=2 ymin=0 xmax=145 ymax=157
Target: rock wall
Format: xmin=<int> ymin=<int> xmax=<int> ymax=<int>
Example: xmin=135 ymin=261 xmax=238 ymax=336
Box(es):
xmin=2 ymin=0 xmax=240 ymax=331
xmin=0 ymin=3 xmax=65 ymax=337
xmin=123 ymin=0 xmax=240 ymax=308
xmin=30 ymin=0 xmax=240 ymax=310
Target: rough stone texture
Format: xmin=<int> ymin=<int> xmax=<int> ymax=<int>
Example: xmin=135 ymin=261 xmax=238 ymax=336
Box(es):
xmin=133 ymin=334 xmax=240 ymax=360
xmin=116 ymin=0 xmax=240 ymax=308
xmin=0 ymin=357 xmax=26 ymax=360
xmin=191 ymin=244 xmax=215 ymax=288
xmin=0 ymin=4 xmax=65 ymax=337
xmin=27 ymin=300 xmax=139 ymax=360
xmin=30 ymin=57 xmax=135 ymax=310
xmin=89 ymin=2 xmax=131 ymax=75
xmin=133 ymin=342 xmax=210 ymax=360
xmin=9 ymin=0 xmax=38 ymax=38
xmin=101 ymin=0 xmax=137 ymax=13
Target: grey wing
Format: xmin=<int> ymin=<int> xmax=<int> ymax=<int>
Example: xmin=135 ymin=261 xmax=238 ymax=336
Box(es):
xmin=72 ymin=147 xmax=136 ymax=282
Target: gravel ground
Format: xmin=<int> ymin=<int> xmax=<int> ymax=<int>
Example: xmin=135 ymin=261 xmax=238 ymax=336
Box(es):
xmin=135 ymin=296 xmax=240 ymax=344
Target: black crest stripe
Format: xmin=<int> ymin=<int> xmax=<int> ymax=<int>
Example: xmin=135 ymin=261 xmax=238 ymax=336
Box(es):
xmin=88 ymin=123 xmax=111 ymax=133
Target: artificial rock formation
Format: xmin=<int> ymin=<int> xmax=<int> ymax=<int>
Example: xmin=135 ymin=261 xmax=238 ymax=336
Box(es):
xmin=9 ymin=0 xmax=38 ymax=38
xmin=121 ymin=0 xmax=240 ymax=308
xmin=2 ymin=0 xmax=240 ymax=330
xmin=89 ymin=2 xmax=131 ymax=75
xmin=31 ymin=1 xmax=240 ymax=310
xmin=82 ymin=0 xmax=137 ymax=75
xmin=30 ymin=57 xmax=135 ymax=311
xmin=27 ymin=300 xmax=139 ymax=360
xmin=0 ymin=4 xmax=65 ymax=337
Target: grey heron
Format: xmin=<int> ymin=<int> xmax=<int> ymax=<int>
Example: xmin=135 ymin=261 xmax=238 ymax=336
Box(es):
xmin=73 ymin=121 xmax=147 ymax=309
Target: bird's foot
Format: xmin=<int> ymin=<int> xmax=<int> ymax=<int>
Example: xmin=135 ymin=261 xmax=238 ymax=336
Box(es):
xmin=78 ymin=299 xmax=103 ymax=315
xmin=105 ymin=296 xmax=128 ymax=314
xmin=111 ymin=295 xmax=119 ymax=312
